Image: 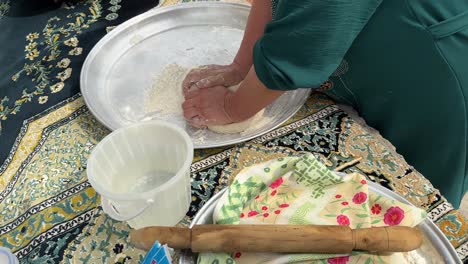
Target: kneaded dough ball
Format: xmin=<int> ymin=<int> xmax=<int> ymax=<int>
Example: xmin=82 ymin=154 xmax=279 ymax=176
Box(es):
xmin=208 ymin=84 xmax=266 ymax=134
xmin=208 ymin=109 xmax=265 ymax=134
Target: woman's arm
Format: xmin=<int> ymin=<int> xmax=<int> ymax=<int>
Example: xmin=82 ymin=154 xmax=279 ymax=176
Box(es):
xmin=181 ymin=0 xmax=272 ymax=93
xmin=226 ymin=66 xmax=284 ymax=121
xmin=232 ymin=0 xmax=272 ymax=76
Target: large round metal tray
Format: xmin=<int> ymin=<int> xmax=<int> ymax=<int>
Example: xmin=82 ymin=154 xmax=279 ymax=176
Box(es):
xmin=80 ymin=2 xmax=310 ymax=149
xmin=179 ymin=182 xmax=461 ymax=263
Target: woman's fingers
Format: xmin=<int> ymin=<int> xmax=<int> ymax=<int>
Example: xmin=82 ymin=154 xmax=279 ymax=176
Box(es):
xmin=184 ymin=88 xmax=201 ymax=100
xmin=182 ymin=95 xmax=205 ymax=123
xmin=184 ymin=74 xmax=226 ymax=97
xmin=182 ymin=65 xmax=233 ymax=96
xmin=183 ymin=82 xmax=199 ymax=97
xmin=182 ymin=96 xmax=198 ymax=109
xmin=182 ymin=73 xmax=200 ymax=93
xmin=182 ymin=106 xmax=199 ymax=120
xmin=182 ymin=68 xmax=203 ymax=91
xmin=195 ymin=75 xmax=226 ymax=89
xmin=181 ymin=85 xmax=233 ymax=128
xmin=182 ymin=65 xmax=222 ymax=88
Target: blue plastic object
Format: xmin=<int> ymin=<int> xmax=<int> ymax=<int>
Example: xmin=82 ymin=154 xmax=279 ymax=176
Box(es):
xmin=141 ymin=241 xmax=172 ymax=264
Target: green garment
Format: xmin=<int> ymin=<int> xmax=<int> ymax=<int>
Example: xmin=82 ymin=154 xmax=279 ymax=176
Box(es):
xmin=254 ymin=0 xmax=468 ymax=207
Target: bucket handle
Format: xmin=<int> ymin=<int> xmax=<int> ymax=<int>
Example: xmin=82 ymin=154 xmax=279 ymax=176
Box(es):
xmin=101 ymin=197 xmax=154 ymax=221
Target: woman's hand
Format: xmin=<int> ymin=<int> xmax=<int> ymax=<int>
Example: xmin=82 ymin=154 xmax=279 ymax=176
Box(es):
xmin=181 ymin=63 xmax=246 ymax=97
xmin=182 ymin=85 xmax=236 ymax=128
xmin=182 ymin=66 xmax=285 ymax=128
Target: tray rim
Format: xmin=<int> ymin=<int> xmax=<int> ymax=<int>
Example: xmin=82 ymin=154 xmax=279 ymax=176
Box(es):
xmin=80 ymin=1 xmax=310 ymax=149
xmin=80 ymin=2 xmax=251 ymax=131
xmin=180 ymin=182 xmax=461 ymax=263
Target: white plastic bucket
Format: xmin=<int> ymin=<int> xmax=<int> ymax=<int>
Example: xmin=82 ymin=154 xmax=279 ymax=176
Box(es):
xmin=0 ymin=247 xmax=19 ymax=264
xmin=87 ymin=121 xmax=193 ymax=229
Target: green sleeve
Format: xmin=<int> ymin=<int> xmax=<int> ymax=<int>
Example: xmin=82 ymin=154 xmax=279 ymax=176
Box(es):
xmin=253 ymin=0 xmax=382 ymax=90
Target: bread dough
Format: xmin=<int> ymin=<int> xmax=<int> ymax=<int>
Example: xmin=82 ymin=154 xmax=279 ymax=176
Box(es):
xmin=209 ymin=109 xmax=265 ymax=134
xmin=145 ymin=64 xmax=266 ymax=134
xmin=208 ymin=84 xmax=266 ymax=134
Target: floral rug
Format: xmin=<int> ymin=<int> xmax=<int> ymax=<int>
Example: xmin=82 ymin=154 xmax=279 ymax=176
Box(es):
xmin=0 ymin=0 xmax=466 ymax=263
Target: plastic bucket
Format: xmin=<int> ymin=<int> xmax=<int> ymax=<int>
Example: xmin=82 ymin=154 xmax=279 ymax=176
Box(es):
xmin=0 ymin=247 xmax=18 ymax=264
xmin=87 ymin=121 xmax=193 ymax=229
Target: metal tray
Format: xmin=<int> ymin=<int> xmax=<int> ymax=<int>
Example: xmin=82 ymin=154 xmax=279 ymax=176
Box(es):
xmin=80 ymin=2 xmax=310 ymax=149
xmin=179 ymin=182 xmax=461 ymax=263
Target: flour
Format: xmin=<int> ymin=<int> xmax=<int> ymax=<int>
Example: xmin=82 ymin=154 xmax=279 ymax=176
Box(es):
xmin=145 ymin=63 xmax=270 ymax=135
xmin=145 ymin=64 xmax=189 ymax=116
xmin=192 ymin=129 xmax=207 ymax=144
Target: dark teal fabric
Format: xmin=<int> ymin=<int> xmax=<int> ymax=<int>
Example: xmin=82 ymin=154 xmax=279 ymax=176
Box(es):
xmin=7 ymin=0 xmax=61 ymax=16
xmin=257 ymin=0 xmax=468 ymax=207
xmin=254 ymin=0 xmax=382 ymax=90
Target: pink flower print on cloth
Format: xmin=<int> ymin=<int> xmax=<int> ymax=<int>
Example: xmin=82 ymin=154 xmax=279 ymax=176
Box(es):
xmin=236 ymin=164 xmax=302 ymax=225
xmin=371 ymin=204 xmax=382 ymax=215
xmin=248 ymin=211 xmax=259 ymax=217
xmin=336 ymin=215 xmax=350 ymax=226
xmin=244 ymin=189 xmax=295 ymax=223
xmin=384 ymin=206 xmax=405 ymax=226
xmin=321 ymin=173 xmax=372 ymax=230
xmin=327 ymin=256 xmax=350 ymax=264
xmin=368 ymin=192 xmax=424 ymax=228
xmin=269 ymin=177 xmax=284 ymax=189
xmin=352 ymin=192 xmax=367 ymax=204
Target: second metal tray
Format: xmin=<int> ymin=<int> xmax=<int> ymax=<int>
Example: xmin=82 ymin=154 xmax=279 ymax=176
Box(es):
xmin=180 ymin=182 xmax=461 ymax=263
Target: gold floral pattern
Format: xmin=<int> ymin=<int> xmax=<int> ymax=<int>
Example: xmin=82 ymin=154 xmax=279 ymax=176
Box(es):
xmin=0 ymin=0 xmax=157 ymax=261
xmin=25 ymin=42 xmax=37 ymax=51
xmin=64 ymin=37 xmax=79 ymax=47
xmin=337 ymin=116 xmax=442 ymax=209
xmin=50 ymin=82 xmax=64 ymax=93
xmin=106 ymin=0 xmax=121 ymax=21
xmin=0 ymin=1 xmax=104 ymax=131
xmin=25 ymin=49 xmax=40 ymax=60
xmin=57 ymin=58 xmax=70 ymax=68
xmin=56 ymin=68 xmax=72 ymax=81
xmin=38 ymin=95 xmax=48 ymax=104
xmin=0 ymin=1 xmax=9 ymax=18
xmin=68 ymin=47 xmax=83 ymax=55
xmin=26 ymin=32 xmax=39 ymax=42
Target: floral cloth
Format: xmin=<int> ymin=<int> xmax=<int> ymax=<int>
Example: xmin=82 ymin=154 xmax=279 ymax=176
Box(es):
xmin=199 ymin=154 xmax=426 ymax=264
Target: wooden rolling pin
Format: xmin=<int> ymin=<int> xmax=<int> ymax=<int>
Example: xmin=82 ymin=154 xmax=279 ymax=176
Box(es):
xmin=129 ymin=225 xmax=423 ymax=253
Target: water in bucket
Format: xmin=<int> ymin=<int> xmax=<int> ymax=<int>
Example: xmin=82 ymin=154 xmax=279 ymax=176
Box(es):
xmin=87 ymin=121 xmax=194 ymax=229
xmin=128 ymin=170 xmax=174 ymax=193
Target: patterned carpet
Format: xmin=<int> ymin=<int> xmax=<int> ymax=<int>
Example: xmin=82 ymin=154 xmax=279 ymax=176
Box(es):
xmin=0 ymin=0 xmax=466 ymax=263
xmin=461 ymin=195 xmax=468 ymax=219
